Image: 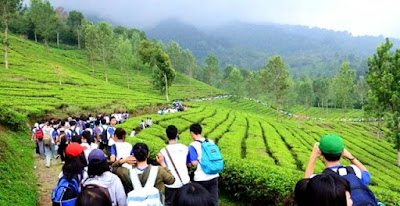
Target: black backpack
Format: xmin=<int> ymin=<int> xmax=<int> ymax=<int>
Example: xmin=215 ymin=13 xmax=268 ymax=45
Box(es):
xmin=323 ymin=166 xmax=377 ymax=206
xmin=101 ymin=126 xmax=109 ymax=145
xmin=70 ymin=127 xmax=81 ymax=143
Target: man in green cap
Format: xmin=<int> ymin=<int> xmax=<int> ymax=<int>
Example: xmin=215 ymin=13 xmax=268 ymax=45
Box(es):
xmin=304 ymin=134 xmax=371 ymax=186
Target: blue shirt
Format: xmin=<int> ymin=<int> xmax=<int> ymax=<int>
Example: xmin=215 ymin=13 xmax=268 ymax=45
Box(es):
xmin=329 ymin=165 xmax=371 ymax=185
xmin=187 ymin=145 xmax=199 ymax=164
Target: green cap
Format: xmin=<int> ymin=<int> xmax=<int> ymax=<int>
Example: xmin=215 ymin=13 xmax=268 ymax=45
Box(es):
xmin=319 ymin=134 xmax=344 ymax=154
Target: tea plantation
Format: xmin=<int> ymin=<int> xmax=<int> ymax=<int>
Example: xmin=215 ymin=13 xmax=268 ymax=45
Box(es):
xmin=118 ymin=99 xmax=400 ymax=205
xmin=1 ymin=35 xmax=400 ymax=205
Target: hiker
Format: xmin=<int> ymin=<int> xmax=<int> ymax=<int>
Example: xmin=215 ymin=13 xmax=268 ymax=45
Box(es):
xmin=43 ymin=121 xmax=54 ymax=168
xmin=81 ymin=130 xmax=98 ymax=162
xmin=187 ymin=123 xmax=223 ymax=206
xmin=67 ymin=120 xmax=82 ymax=143
xmin=140 ymin=120 xmax=146 ymax=129
xmin=76 ymin=185 xmax=112 ymax=206
xmin=83 ymin=149 xmax=126 ymax=206
xmin=294 ymin=178 xmax=310 ymax=206
xmin=301 ymin=173 xmax=352 ymax=206
xmin=112 ymin=143 xmax=175 ymax=201
xmin=130 ymin=128 xmax=136 ymax=137
xmin=99 ymin=119 xmax=108 ymax=150
xmin=147 ymin=117 xmax=153 ymax=127
xmin=160 ymin=125 xmax=190 ymax=206
xmin=57 ymin=128 xmax=67 ymax=164
xmin=35 ymin=120 xmax=45 ymax=158
xmin=84 ymin=122 xmax=93 ymax=136
xmin=58 ymin=142 xmax=88 ymax=183
xmin=110 ymin=128 xmax=133 ymax=165
xmin=51 ymin=121 xmax=59 ymax=160
xmin=93 ymin=120 xmax=103 ymax=144
xmin=173 ymin=182 xmax=213 ymax=206
xmin=304 ymin=135 xmax=377 ymax=205
xmin=105 ymin=116 xmax=117 ymax=156
xmin=52 ymin=143 xmax=88 ymax=205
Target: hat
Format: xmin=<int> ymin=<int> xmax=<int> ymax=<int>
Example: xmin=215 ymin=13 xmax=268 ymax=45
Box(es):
xmin=65 ymin=143 xmax=85 ymax=157
xmin=88 ymin=149 xmax=107 ymax=164
xmin=319 ymin=134 xmax=344 ymax=154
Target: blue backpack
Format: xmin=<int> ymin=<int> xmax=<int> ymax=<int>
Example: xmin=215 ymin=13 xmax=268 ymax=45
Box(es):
xmin=197 ymin=139 xmax=224 ymax=175
xmin=51 ymin=176 xmax=80 ymax=206
xmin=324 ymin=166 xmax=377 ymax=206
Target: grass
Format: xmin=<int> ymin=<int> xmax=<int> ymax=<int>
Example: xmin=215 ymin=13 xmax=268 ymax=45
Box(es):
xmin=0 ymin=128 xmax=37 ymax=205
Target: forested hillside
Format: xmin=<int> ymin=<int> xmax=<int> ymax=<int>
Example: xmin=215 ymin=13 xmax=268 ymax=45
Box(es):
xmin=146 ymin=20 xmax=400 ymax=77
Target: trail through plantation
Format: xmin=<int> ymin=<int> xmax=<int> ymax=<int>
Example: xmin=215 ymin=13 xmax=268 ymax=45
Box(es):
xmin=34 ymin=151 xmax=61 ymax=206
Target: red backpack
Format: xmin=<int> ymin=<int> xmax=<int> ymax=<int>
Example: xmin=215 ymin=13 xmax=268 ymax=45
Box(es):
xmin=35 ymin=127 xmax=44 ymax=140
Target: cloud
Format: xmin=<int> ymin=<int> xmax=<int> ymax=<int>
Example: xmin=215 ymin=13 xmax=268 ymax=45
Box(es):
xmin=49 ymin=0 xmax=400 ymax=38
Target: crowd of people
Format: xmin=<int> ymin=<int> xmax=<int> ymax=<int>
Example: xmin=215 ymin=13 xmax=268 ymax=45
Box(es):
xmin=32 ymin=112 xmax=385 ymax=206
xmin=32 ymin=117 xmax=223 ymax=206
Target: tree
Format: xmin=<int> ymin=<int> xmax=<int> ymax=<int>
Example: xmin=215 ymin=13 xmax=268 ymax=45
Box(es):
xmin=96 ymin=21 xmax=113 ymax=82
xmin=226 ymin=67 xmax=245 ymax=100
xmin=355 ymin=76 xmax=368 ymax=109
xmin=83 ymin=21 xmax=99 ymax=76
xmin=366 ymin=39 xmax=400 ymax=166
xmin=182 ymin=50 xmax=198 ymax=78
xmin=114 ymin=37 xmax=134 ymax=89
xmin=28 ymin=0 xmax=57 ymax=55
xmin=296 ymin=76 xmax=314 ymax=114
xmin=332 ymin=62 xmax=356 ymax=112
xmin=223 ymin=65 xmax=234 ymax=80
xmin=138 ymin=40 xmax=175 ymax=101
xmin=1 ymin=0 xmax=21 ymax=69
xmin=166 ymin=40 xmax=185 ymax=73
xmin=259 ymin=55 xmax=291 ymax=121
xmin=66 ymin=10 xmax=84 ymax=49
xmin=153 ymin=51 xmax=175 ymax=101
xmin=202 ymin=54 xmax=220 ymax=86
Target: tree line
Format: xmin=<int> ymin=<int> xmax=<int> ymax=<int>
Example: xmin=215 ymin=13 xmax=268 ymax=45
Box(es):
xmin=1 ymin=0 xmax=400 ymax=164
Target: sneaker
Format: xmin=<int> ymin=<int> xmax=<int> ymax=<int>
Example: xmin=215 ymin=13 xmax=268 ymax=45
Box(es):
xmin=46 ymin=165 xmax=50 ymax=168
xmin=55 ymin=155 xmax=60 ymax=159
xmin=61 ymin=161 xmax=65 ymax=164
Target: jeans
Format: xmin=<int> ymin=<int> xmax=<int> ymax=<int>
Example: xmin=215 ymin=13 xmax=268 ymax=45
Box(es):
xmin=38 ymin=140 xmax=45 ymax=158
xmin=51 ymin=143 xmax=57 ymax=158
xmin=196 ymin=177 xmax=219 ymax=206
xmin=44 ymin=145 xmax=52 ymax=167
xmin=165 ymin=187 xmax=180 ymax=206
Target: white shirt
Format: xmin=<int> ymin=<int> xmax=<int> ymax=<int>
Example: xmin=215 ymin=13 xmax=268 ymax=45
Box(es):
xmin=81 ymin=142 xmax=98 ymax=162
xmin=130 ymin=131 xmax=136 ymax=137
xmin=189 ymin=138 xmax=219 ymax=181
xmin=160 ymin=143 xmax=191 ymax=188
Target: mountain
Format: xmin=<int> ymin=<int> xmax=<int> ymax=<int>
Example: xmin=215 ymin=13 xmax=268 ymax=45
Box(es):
xmin=146 ymin=20 xmax=400 ymax=78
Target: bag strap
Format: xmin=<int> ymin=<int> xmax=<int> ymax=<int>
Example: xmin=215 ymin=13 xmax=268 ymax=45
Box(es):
xmin=129 ymin=168 xmax=144 ymax=190
xmin=144 ymin=166 xmax=159 ymax=188
xmin=165 ymin=147 xmax=184 ymax=185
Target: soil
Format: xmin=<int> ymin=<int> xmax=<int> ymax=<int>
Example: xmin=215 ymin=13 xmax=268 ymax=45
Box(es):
xmin=34 ymin=153 xmax=62 ymax=206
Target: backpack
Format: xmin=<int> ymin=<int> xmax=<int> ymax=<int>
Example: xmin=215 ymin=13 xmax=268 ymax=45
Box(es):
xmin=70 ymin=127 xmax=81 ymax=143
xmin=51 ymin=176 xmax=80 ymax=206
xmin=36 ymin=127 xmax=44 ymax=140
xmin=43 ymin=128 xmax=53 ymax=146
xmin=196 ymin=139 xmax=224 ymax=175
xmin=101 ymin=126 xmax=109 ymax=145
xmin=126 ymin=166 xmax=162 ymax=206
xmin=323 ymin=166 xmax=378 ymax=206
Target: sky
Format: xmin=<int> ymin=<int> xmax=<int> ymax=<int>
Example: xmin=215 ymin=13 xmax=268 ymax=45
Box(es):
xmin=48 ymin=0 xmax=400 ymax=38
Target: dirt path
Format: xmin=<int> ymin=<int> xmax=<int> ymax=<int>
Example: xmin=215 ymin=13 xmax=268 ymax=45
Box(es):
xmin=34 ymin=153 xmax=62 ymax=206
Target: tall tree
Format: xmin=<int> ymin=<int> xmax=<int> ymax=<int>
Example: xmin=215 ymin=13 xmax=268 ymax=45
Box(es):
xmin=332 ymin=62 xmax=356 ymax=112
xmin=66 ymin=10 xmax=84 ymax=48
xmin=296 ymin=76 xmax=314 ymax=114
xmin=83 ymin=21 xmax=99 ymax=76
xmin=355 ymin=76 xmax=368 ymax=109
xmin=27 ymin=0 xmax=41 ymax=43
xmin=96 ymin=21 xmax=113 ymax=82
xmin=166 ymin=40 xmax=185 ymax=73
xmin=138 ymin=40 xmax=176 ymax=101
xmin=202 ymin=54 xmax=220 ymax=87
xmin=34 ymin=0 xmax=57 ymax=55
xmin=259 ymin=55 xmax=291 ymax=120
xmin=182 ymin=50 xmax=198 ymax=78
xmin=366 ymin=39 xmax=400 ymax=166
xmin=114 ymin=37 xmax=134 ymax=89
xmin=226 ymin=67 xmax=245 ymax=100
xmin=1 ymin=0 xmax=21 ymax=69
